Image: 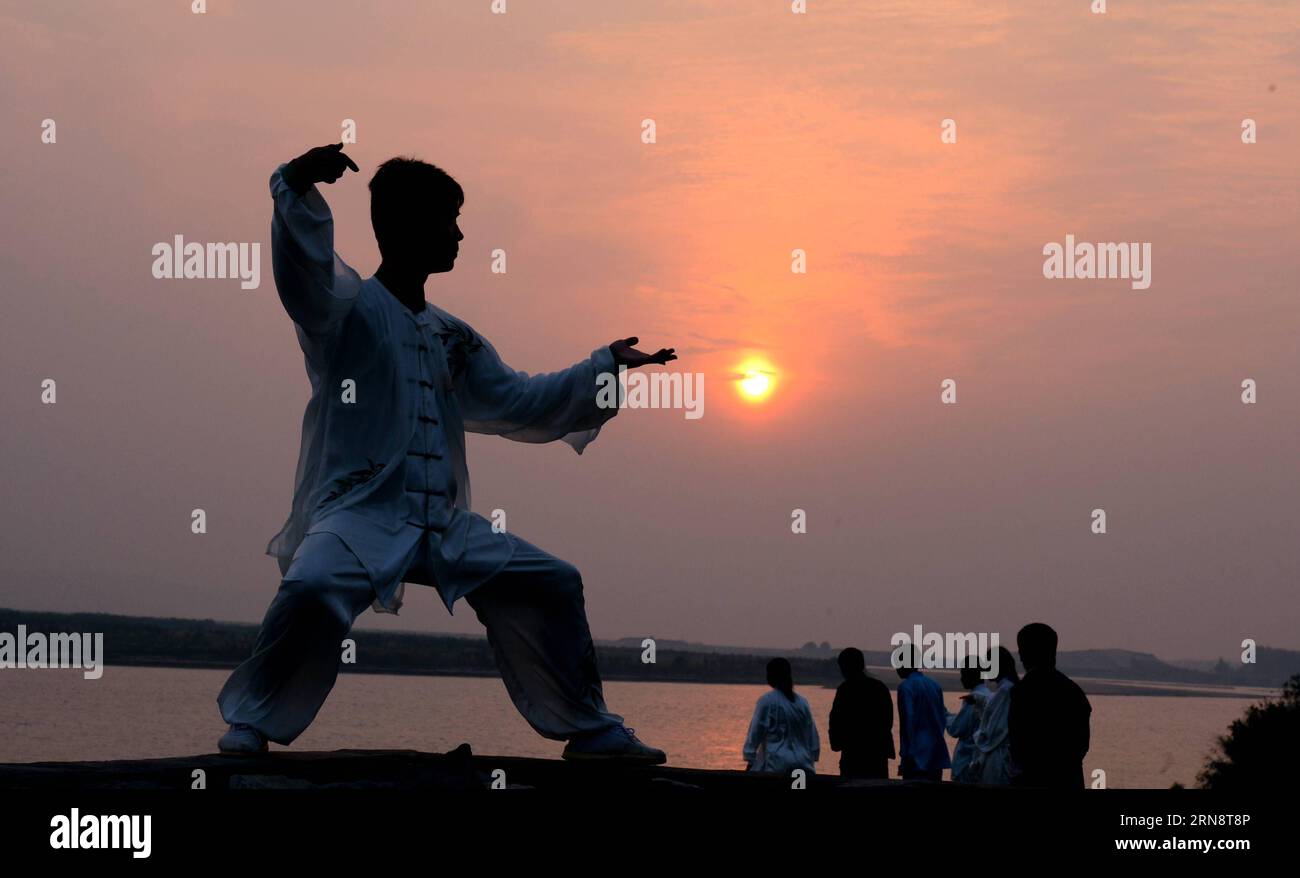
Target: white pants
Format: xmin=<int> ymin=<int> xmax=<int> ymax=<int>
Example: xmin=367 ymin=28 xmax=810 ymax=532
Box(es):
xmin=217 ymin=531 xmax=623 ymax=744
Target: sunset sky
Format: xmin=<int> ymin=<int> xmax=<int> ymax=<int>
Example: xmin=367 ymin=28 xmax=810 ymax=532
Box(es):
xmin=1 ymin=0 xmax=1297 ymax=660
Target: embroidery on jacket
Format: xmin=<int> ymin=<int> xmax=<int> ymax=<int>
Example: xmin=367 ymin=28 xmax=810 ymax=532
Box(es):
xmin=433 ymin=321 xmax=485 ymax=380
xmin=319 ymin=458 xmax=386 ymax=506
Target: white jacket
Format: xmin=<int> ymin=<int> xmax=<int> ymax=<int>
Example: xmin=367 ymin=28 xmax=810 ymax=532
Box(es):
xmin=744 ymin=689 xmax=821 ymax=775
xmin=265 ymin=165 xmax=618 ymax=612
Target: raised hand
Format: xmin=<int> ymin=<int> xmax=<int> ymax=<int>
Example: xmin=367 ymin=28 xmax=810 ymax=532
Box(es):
xmin=282 ymin=143 xmax=360 ymax=195
xmin=609 ymin=337 xmax=677 ymax=369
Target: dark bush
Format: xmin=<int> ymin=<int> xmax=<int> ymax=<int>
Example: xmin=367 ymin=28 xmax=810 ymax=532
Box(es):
xmin=1199 ymin=674 xmax=1300 ymax=790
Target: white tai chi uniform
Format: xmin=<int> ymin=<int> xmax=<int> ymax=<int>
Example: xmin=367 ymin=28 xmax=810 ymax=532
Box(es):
xmin=945 ymin=682 xmax=991 ymax=783
xmin=217 ymin=165 xmax=624 ymax=744
xmin=972 ymin=679 xmax=1016 ymax=785
xmin=743 ymin=689 xmax=821 ymax=775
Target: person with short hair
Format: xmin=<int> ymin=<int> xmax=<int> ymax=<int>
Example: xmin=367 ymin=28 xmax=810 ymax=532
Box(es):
xmin=1009 ymin=622 xmax=1092 ymax=788
xmin=829 ymin=647 xmax=895 ymax=779
xmin=894 ymin=645 xmax=951 ymax=781
xmin=215 ymin=144 xmax=675 ymax=763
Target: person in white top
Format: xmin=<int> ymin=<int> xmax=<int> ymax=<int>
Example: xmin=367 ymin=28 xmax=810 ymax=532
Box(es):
xmin=971 ymin=646 xmax=1020 ymax=784
xmin=946 ymin=662 xmax=993 ymax=783
xmin=743 ymin=658 xmax=821 ymax=776
xmin=216 ymin=144 xmax=675 ymax=763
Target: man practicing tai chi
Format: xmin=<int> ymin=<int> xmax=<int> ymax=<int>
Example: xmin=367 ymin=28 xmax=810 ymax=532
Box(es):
xmin=216 ymin=143 xmax=673 ymax=762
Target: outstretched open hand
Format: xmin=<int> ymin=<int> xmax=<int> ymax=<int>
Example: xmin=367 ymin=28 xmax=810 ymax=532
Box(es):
xmin=609 ymin=337 xmax=677 ymax=369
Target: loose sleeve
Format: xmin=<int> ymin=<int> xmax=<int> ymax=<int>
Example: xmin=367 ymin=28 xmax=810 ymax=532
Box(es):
xmin=946 ymin=702 xmax=976 ymax=738
xmin=978 ymin=690 xmax=1011 ymax=754
xmin=269 ymin=164 xmax=362 ymax=340
xmin=456 ymin=326 xmax=619 ymax=454
xmin=742 ymin=699 xmax=768 ymax=766
xmin=804 ymin=701 xmax=821 ymax=764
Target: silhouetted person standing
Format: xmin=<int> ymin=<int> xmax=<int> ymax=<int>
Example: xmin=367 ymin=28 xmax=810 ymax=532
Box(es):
xmin=216 ymin=143 xmax=674 ymax=762
xmin=1009 ymin=623 xmax=1092 ymax=788
xmin=828 ymin=647 xmax=894 ymax=779
xmin=895 ymin=646 xmax=951 ymax=782
xmin=946 ymin=660 xmax=992 ymax=783
xmin=744 ymin=658 xmax=821 ymax=776
xmin=971 ymin=646 xmax=1019 ymax=785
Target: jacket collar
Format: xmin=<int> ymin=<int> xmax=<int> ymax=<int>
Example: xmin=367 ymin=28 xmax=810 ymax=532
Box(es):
xmin=370 ymin=275 xmax=434 ymax=326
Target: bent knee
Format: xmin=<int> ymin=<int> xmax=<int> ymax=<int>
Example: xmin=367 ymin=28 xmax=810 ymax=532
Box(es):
xmin=278 ymin=574 xmax=355 ymax=629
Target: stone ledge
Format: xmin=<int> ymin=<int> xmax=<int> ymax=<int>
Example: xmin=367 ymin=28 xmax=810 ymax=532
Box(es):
xmin=0 ymin=746 xmax=969 ymax=791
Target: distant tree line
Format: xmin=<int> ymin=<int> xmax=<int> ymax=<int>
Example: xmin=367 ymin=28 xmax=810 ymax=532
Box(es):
xmin=1 ymin=609 xmax=1295 ymax=689
xmin=0 ymin=609 xmax=843 ymax=684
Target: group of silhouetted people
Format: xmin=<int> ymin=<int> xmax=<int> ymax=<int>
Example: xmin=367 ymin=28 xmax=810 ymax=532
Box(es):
xmin=742 ymin=623 xmax=1093 ymax=787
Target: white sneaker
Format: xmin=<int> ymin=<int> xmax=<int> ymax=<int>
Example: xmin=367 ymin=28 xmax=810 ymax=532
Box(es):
xmin=562 ymin=726 xmax=666 ymax=764
xmin=218 ymin=723 xmax=268 ymax=755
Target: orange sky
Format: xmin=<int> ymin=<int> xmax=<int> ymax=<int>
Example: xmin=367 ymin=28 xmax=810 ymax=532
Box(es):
xmin=1 ymin=0 xmax=1297 ymax=659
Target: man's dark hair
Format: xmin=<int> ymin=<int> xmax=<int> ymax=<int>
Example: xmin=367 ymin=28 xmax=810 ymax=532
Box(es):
xmin=1017 ymin=622 xmax=1059 ymax=670
xmin=837 ymin=647 xmax=866 ymax=677
xmin=368 ymin=157 xmax=463 ymax=252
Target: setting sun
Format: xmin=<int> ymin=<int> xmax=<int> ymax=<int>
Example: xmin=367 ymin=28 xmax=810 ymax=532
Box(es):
xmin=735 ymin=358 xmax=777 ymax=403
xmin=740 ymin=371 xmax=770 ymax=399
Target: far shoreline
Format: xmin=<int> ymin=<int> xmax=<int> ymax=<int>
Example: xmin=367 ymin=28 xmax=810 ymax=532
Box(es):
xmin=55 ymin=659 xmax=1276 ymax=699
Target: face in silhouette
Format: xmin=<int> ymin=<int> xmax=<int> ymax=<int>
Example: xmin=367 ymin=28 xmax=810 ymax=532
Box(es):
xmin=385 ymin=207 xmax=462 ymax=275
xmin=369 ymin=157 xmax=465 ymax=278
xmin=427 ymin=208 xmax=463 ymax=274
